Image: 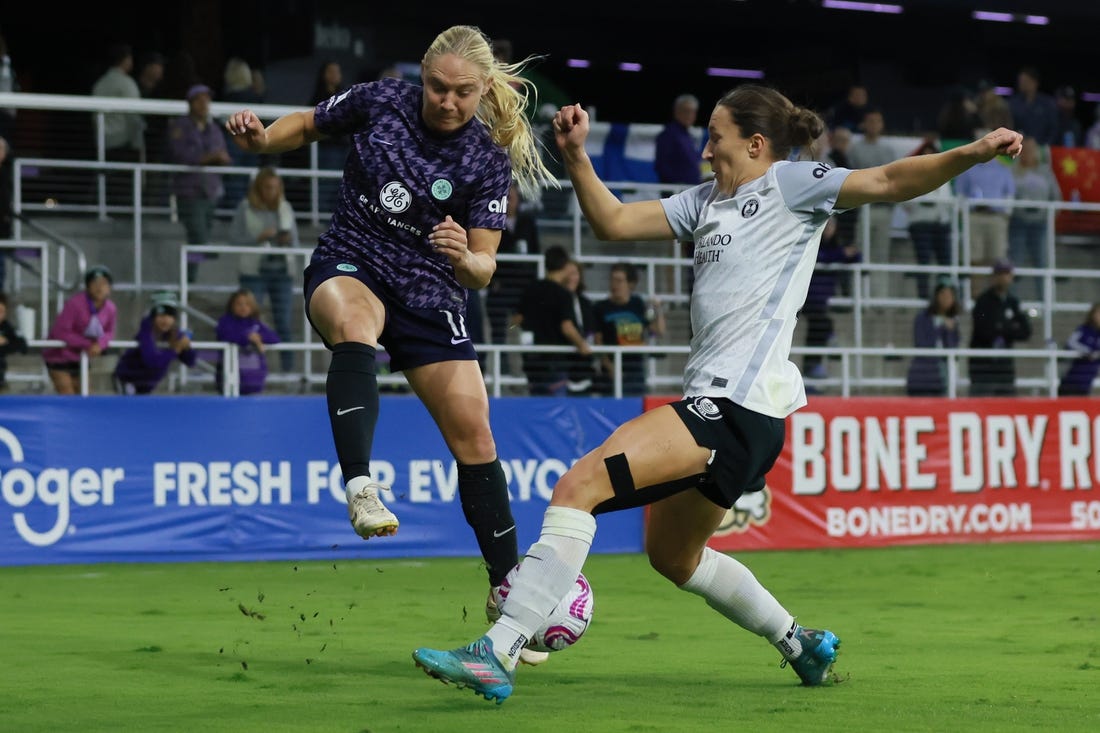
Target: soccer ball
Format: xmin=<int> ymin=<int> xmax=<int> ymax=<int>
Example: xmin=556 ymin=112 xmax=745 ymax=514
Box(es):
xmin=494 ymin=564 xmax=594 ymax=653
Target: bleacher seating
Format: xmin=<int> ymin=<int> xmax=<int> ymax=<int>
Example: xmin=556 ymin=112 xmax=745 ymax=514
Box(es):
xmin=1 ymin=92 xmax=1098 ymax=397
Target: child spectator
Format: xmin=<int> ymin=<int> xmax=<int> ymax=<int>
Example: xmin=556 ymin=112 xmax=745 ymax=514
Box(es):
xmin=1058 ymin=303 xmax=1100 ymax=397
xmin=112 ymin=301 xmax=196 ymax=394
xmin=0 ymin=291 xmax=29 ymax=392
xmin=215 ymin=288 xmax=280 ymax=395
xmin=906 ymin=281 xmax=963 ymax=397
xmin=42 ymin=265 xmax=117 ymax=395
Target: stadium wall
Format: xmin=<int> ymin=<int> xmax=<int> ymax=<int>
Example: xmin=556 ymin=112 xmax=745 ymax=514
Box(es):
xmin=1 ymin=395 xmax=1097 ymax=566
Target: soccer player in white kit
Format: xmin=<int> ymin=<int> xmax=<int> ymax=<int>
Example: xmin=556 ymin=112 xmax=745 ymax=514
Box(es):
xmin=414 ymin=84 xmax=1023 ymax=703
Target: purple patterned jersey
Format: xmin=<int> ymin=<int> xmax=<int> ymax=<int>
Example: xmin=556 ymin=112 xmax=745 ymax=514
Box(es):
xmin=311 ymin=78 xmax=512 ymax=310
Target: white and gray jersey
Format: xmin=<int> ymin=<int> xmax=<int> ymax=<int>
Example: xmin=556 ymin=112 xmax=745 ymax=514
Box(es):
xmin=660 ymin=160 xmax=853 ymax=418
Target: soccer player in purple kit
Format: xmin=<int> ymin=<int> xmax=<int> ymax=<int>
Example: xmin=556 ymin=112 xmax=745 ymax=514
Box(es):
xmin=224 ymin=25 xmax=559 ymax=663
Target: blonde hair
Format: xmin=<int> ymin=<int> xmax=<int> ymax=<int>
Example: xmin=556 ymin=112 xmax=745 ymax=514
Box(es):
xmin=422 ymin=25 xmax=559 ymax=201
xmin=246 ymin=166 xmax=285 ymax=211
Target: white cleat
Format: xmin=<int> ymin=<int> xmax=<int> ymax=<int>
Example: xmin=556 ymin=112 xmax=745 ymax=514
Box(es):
xmin=347 ymin=482 xmax=399 ymax=539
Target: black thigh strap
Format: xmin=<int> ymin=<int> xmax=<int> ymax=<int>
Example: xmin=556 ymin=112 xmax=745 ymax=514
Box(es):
xmin=593 ymin=452 xmax=704 ymax=515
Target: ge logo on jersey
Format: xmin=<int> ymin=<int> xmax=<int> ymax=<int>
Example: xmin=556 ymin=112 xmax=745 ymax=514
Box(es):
xmin=741 ymin=198 xmax=760 ymax=218
xmin=379 ymin=181 xmax=411 ymax=213
xmin=686 ymin=396 xmax=723 ymax=421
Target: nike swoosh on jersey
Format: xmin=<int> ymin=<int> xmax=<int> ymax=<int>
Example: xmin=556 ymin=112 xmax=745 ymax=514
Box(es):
xmin=336 ymin=406 xmax=365 ymax=416
xmin=451 ymin=337 xmax=470 ymax=345
xmin=368 ymin=131 xmax=393 ymax=146
xmin=492 ymin=525 xmax=515 ymax=538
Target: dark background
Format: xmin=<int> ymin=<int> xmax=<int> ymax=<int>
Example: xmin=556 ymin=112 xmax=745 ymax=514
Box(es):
xmin=3 ymin=0 xmax=1100 ymax=131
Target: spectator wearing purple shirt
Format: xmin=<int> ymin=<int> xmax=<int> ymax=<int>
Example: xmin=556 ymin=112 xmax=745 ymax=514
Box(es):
xmin=224 ymin=25 xmax=560 ymax=652
xmin=1059 ymin=302 xmax=1100 ymax=396
xmin=215 ymin=288 xmax=280 ymax=395
xmin=654 ymin=93 xmax=702 ymax=186
xmin=113 ymin=302 xmax=196 ymax=394
xmin=43 ymin=265 xmax=117 ymax=395
xmin=167 ymin=83 xmax=231 ymax=282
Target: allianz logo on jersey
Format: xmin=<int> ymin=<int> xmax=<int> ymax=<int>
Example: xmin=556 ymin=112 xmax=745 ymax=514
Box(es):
xmin=0 ymin=426 xmax=124 ymax=547
xmin=487 ymin=194 xmax=509 ymax=214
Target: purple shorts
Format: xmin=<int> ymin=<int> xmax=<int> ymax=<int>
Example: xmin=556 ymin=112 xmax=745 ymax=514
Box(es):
xmin=303 ymin=260 xmax=478 ymax=372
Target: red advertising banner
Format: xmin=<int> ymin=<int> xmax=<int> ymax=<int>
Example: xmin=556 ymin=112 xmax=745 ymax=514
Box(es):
xmin=644 ymin=396 xmax=1100 ymax=550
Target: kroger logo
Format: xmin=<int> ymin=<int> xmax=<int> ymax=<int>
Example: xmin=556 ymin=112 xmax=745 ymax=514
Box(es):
xmin=0 ymin=426 xmax=125 ymax=547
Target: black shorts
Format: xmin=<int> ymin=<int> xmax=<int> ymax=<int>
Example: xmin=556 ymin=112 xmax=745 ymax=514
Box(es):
xmin=46 ymin=361 xmax=80 ymax=376
xmin=669 ymin=396 xmax=785 ymax=509
xmin=303 ymin=260 xmax=478 ymax=372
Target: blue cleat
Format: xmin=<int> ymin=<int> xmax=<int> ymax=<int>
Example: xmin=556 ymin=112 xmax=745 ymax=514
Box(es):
xmin=784 ymin=626 xmax=841 ymax=686
xmin=413 ymin=636 xmax=516 ymax=704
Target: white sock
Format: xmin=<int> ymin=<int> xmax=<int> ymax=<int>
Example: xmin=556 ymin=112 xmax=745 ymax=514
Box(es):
xmin=678 ymin=547 xmax=799 ymax=658
xmin=486 ymin=506 xmax=596 ymax=668
xmin=345 ymin=475 xmax=374 ymax=503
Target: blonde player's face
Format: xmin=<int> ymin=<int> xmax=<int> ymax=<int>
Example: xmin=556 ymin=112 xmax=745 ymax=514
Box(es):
xmin=420 ymin=54 xmax=486 ymax=135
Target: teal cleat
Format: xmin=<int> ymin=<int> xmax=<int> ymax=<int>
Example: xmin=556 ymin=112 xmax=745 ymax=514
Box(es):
xmin=785 ymin=626 xmax=841 ymax=686
xmin=413 ymin=636 xmax=516 ymax=704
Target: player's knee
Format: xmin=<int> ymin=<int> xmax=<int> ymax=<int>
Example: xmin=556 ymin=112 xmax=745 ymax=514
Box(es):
xmin=553 ymin=462 xmax=609 ymax=512
xmin=645 ymin=544 xmax=697 ymax=586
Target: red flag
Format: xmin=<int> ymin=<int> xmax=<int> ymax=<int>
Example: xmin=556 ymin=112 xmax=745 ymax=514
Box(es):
xmin=1049 ymin=146 xmax=1100 ymax=233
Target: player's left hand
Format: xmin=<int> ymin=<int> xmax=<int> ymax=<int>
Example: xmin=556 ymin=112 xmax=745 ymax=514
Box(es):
xmin=429 ymin=215 xmax=470 ymax=265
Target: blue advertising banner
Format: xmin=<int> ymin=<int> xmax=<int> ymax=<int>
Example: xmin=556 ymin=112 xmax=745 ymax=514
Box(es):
xmin=0 ymin=396 xmax=644 ymax=565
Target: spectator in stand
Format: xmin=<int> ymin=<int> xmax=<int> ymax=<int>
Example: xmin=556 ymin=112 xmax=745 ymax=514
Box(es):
xmin=221 ymin=57 xmax=266 ymax=207
xmin=1058 ymin=302 xmax=1100 ymax=396
xmin=1053 ymin=85 xmax=1083 ymax=148
xmin=561 ymin=258 xmax=598 ymax=395
xmin=655 ymin=94 xmax=702 ymax=186
xmin=937 ymin=85 xmax=982 ymax=143
xmin=1086 ymin=104 xmax=1100 ymax=151
xmin=90 ymin=42 xmax=145 ymax=164
xmin=846 ymin=107 xmax=898 ymax=294
xmin=166 ymin=83 xmax=232 ymax=283
xmin=1007 ymin=66 xmax=1059 ymax=146
xmin=953 ymin=155 xmax=1015 ymax=268
xmin=0 ymin=291 xmax=28 ymax=392
xmin=592 ymin=262 xmax=664 ymax=396
xmin=517 ymin=245 xmax=592 ymax=396
xmin=822 ymin=127 xmax=858 ymax=297
xmin=802 ymin=217 xmax=860 ymax=381
xmin=136 ymin=52 xmax=165 ymax=98
xmin=309 ymin=60 xmax=350 ymax=214
xmin=0 ymin=134 xmax=13 ymax=287
xmin=905 ymin=280 xmax=962 ymax=397
xmin=228 ymin=166 xmax=299 ymax=372
xmin=215 ymin=288 xmax=281 ymax=395
xmin=969 ymin=258 xmax=1031 ymax=396
xmin=112 ymin=301 xmax=196 ymax=394
xmin=42 ymin=266 xmax=117 ymax=395
xmin=974 ymin=80 xmax=1013 ymax=135
xmin=827 ymin=83 xmax=869 ymax=133
xmin=0 ymin=32 xmax=18 ymax=142
xmin=902 ymin=139 xmax=955 ymax=300
xmin=1008 ymin=135 xmax=1061 ymax=300
xmin=485 ymin=182 xmax=541 ymax=345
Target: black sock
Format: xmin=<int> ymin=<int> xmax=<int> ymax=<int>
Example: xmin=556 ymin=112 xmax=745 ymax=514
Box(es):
xmin=458 ymin=459 xmax=518 ymax=587
xmin=326 ymin=342 xmax=379 ymax=481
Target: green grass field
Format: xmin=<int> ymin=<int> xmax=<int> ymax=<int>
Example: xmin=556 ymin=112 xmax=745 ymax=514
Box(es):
xmin=2 ymin=542 xmax=1098 ymax=733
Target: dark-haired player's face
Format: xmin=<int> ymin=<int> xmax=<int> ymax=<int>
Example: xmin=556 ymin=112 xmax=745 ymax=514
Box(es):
xmin=420 ymin=53 xmax=486 ymax=134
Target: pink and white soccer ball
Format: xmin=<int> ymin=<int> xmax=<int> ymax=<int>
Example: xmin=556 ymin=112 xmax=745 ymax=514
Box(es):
xmin=495 ymin=564 xmax=594 ymax=652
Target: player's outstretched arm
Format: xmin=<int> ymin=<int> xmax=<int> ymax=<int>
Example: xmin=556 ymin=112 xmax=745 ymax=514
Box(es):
xmin=554 ymin=104 xmax=673 ymax=242
xmin=838 ymin=127 xmax=1023 ymax=209
xmin=224 ymin=109 xmax=322 ymax=155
